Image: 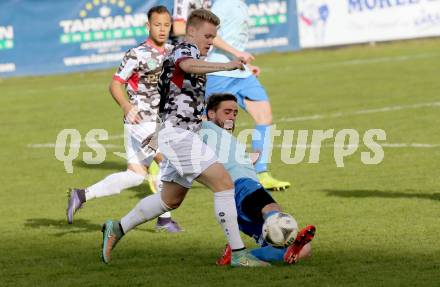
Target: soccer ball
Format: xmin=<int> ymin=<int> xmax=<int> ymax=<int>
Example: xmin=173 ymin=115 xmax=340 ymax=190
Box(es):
xmin=262 ymin=212 xmax=299 ymax=247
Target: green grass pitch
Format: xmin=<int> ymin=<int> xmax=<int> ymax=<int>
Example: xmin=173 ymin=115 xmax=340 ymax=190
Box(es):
xmin=0 ymin=38 xmax=439 ymax=286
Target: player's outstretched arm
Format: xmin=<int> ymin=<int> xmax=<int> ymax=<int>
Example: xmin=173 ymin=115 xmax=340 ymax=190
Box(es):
xmin=179 ymin=58 xmax=245 ymax=74
xmin=213 ymin=36 xmax=254 ymax=64
xmin=109 ymin=80 xmax=141 ymax=124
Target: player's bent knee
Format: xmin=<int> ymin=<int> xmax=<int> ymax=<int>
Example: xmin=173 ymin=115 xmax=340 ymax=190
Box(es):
xmin=245 ymin=100 xmax=273 ymax=125
xmin=197 ymin=163 xmax=234 ymax=191
xmin=212 ymin=164 xmax=233 ymax=183
xmin=160 ymin=182 xmax=188 ymax=209
xmin=127 ymin=164 xmax=147 ymax=177
xmin=252 ymin=110 xmax=272 ymax=125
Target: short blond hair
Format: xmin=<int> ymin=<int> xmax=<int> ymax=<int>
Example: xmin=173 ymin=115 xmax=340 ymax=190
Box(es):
xmin=187 ymin=9 xmax=220 ymax=30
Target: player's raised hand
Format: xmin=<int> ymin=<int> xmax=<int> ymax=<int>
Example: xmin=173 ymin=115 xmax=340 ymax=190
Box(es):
xmin=123 ymin=104 xmax=141 ymax=124
xmin=228 ymin=58 xmax=245 ymax=71
xmin=247 ymin=64 xmax=261 ymax=77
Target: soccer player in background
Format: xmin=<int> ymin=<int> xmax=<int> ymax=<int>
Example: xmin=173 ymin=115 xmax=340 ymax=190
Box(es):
xmin=100 ymin=9 xmax=268 ymax=267
xmin=206 ymin=0 xmax=291 ymax=191
xmin=202 ymin=94 xmax=315 ymax=265
xmin=66 ymin=6 xmax=182 ymax=232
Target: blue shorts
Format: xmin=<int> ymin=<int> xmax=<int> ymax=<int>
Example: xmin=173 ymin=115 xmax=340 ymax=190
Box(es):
xmin=234 ymin=178 xmax=275 ymax=246
xmin=206 ymin=75 xmax=269 ymax=111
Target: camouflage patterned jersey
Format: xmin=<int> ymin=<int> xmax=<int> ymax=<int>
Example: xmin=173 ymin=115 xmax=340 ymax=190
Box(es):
xmin=113 ymin=39 xmax=173 ymax=124
xmin=158 ymin=42 xmax=206 ymax=132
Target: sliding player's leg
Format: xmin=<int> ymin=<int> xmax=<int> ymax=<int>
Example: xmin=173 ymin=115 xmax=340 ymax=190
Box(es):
xmin=283 ymin=225 xmax=315 ymax=264
xmin=196 ymin=164 xmax=269 ymax=267
xmin=245 ymin=199 xmax=315 ymax=264
xmin=217 ymin=180 xmax=314 ymax=265
xmin=217 ymin=221 xmax=314 ymax=265
xmin=239 ymin=188 xmax=314 ymax=263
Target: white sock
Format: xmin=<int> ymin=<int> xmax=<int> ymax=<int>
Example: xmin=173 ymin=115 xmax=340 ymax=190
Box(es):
xmin=85 ymin=170 xmax=145 ymax=201
xmin=120 ymin=193 xmax=172 ymax=233
xmin=214 ymin=189 xmax=245 ymax=250
xmin=154 ymin=167 xmax=171 ymax=219
xmin=159 ymin=211 xmax=171 ymax=218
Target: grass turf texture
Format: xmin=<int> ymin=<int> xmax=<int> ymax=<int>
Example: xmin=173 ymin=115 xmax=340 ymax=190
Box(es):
xmin=1 ymin=38 xmax=439 ymax=286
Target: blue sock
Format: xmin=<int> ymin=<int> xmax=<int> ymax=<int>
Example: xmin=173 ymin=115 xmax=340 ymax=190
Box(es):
xmin=253 ymin=125 xmax=272 ymax=173
xmin=250 ymin=245 xmax=285 ymax=262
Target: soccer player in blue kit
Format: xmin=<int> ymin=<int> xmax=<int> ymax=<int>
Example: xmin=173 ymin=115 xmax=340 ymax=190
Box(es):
xmin=205 ymin=0 xmax=291 ymax=191
xmin=201 ymin=94 xmax=315 ymax=265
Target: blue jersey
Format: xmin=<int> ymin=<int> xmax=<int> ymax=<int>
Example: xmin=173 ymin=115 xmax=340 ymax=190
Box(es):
xmin=206 ymin=0 xmax=252 ymax=78
xmin=199 ymin=121 xmax=257 ymax=182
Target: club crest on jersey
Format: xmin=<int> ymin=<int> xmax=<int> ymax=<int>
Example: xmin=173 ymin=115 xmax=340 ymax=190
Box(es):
xmin=147 ymin=58 xmax=158 ymax=70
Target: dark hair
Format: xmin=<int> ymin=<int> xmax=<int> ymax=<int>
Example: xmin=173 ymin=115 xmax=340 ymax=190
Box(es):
xmin=206 ymin=93 xmax=237 ymax=112
xmin=187 ymin=9 xmax=220 ymax=30
xmin=147 ymin=5 xmax=171 ymax=21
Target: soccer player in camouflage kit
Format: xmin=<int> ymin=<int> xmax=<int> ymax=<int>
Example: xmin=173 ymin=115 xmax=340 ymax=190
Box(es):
xmin=66 ymin=6 xmax=182 ymax=232
xmin=170 ymin=0 xmax=290 ymax=191
xmin=101 ymin=9 xmax=269 ymax=267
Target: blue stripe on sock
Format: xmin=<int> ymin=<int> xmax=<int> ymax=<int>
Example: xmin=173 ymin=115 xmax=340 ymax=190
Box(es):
xmin=250 ymin=245 xmax=285 ymax=262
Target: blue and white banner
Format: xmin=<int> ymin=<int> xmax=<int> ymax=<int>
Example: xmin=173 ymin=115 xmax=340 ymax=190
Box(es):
xmin=247 ymin=0 xmax=300 ymax=53
xmin=0 ymin=1 xmax=17 ymax=75
xmin=297 ymin=0 xmax=440 ymax=48
xmin=0 ymin=0 xmax=173 ymax=77
xmin=0 ymin=0 xmax=300 ymax=78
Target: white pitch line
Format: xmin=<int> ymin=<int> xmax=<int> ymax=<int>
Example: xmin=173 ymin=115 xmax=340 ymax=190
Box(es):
xmin=274 ymin=101 xmax=440 ymax=124
xmin=27 ymin=143 xmax=121 ymax=148
xmin=273 ymin=143 xmax=440 ymax=148
xmin=107 ymin=134 xmax=125 ymax=140
xmin=263 ymin=53 xmax=439 ymax=72
xmin=28 ymin=101 xmax=440 ymax=149
xmin=321 ymin=53 xmax=438 ymax=67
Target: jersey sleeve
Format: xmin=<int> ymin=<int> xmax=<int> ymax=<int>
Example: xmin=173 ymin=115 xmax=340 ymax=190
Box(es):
xmin=173 ymin=0 xmax=190 ymax=22
xmin=113 ymin=49 xmax=139 ymax=83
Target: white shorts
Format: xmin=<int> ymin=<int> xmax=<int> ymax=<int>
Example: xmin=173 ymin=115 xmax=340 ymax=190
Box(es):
xmin=124 ymin=122 xmax=157 ymax=166
xmin=158 ymin=125 xmax=217 ymax=188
